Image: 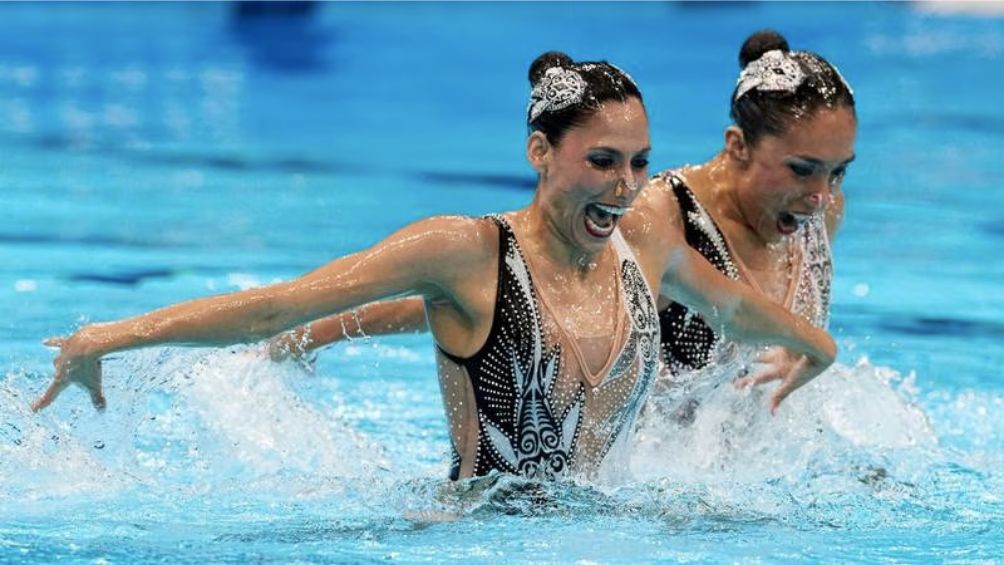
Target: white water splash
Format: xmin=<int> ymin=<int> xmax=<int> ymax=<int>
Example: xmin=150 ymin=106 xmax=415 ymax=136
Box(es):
xmin=0 ymin=347 xmax=391 ymax=507
xmin=630 ymin=357 xmax=937 ymax=484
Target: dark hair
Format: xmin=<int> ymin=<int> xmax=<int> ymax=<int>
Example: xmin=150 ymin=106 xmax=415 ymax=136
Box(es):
xmin=730 ymin=30 xmax=855 ymax=146
xmin=527 ymin=51 xmax=644 ymax=145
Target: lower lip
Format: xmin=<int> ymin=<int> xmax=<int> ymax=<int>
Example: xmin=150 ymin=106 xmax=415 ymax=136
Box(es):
xmin=777 ymin=217 xmax=799 ymax=235
xmin=584 ymin=216 xmax=616 ymax=239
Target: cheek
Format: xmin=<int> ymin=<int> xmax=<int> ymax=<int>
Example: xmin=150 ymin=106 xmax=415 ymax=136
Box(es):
xmin=753 ymin=168 xmax=800 ymax=201
xmin=632 ymin=167 xmax=648 ymax=188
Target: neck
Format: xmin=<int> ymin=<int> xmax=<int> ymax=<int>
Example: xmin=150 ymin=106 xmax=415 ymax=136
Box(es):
xmin=522 ymin=197 xmax=607 ymax=274
xmin=698 ymin=151 xmax=766 ymax=245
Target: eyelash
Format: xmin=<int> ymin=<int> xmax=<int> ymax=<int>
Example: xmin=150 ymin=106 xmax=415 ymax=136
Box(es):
xmin=588 ymin=156 xmax=649 ymax=170
xmin=829 ymin=168 xmax=847 ymax=185
xmin=789 ymin=163 xmax=814 ymax=177
xmin=589 ymin=156 xmax=615 ymax=169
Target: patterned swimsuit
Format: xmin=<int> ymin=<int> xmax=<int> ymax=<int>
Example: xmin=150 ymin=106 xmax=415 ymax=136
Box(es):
xmin=438 ymin=215 xmax=660 ymax=480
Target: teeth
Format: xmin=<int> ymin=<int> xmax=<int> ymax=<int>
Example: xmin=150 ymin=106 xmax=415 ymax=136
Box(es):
xmin=785 ymin=212 xmax=811 ymax=227
xmin=594 ymin=203 xmax=629 ymax=217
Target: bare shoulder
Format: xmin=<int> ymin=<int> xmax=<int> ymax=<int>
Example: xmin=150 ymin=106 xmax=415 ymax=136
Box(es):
xmin=394 ymin=215 xmax=499 ymax=273
xmin=618 ymin=175 xmax=687 ymax=288
xmin=620 ymin=174 xmax=680 ymax=251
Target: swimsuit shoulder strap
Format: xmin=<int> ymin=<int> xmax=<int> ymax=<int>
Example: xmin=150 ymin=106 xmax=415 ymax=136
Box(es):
xmin=436 ymin=214 xmax=519 ymax=364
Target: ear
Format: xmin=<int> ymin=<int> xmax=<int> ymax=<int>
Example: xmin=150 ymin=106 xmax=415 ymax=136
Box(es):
xmin=526 ymin=131 xmax=552 ymax=176
xmin=724 ymin=126 xmax=751 ymax=164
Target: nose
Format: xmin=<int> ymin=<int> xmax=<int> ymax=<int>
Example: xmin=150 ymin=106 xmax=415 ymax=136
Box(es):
xmin=805 ymin=192 xmax=825 ymax=209
xmin=614 ymin=168 xmax=640 ymax=198
xmin=805 ymin=178 xmax=830 ymax=211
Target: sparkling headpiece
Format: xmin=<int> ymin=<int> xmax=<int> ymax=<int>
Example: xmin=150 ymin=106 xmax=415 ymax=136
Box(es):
xmin=734 ymin=49 xmax=806 ymax=101
xmin=527 ymin=67 xmax=587 ymax=123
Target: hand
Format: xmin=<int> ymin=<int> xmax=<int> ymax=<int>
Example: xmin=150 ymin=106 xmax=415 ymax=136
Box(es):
xmin=32 ymin=335 xmax=106 ymax=412
xmin=266 ymin=328 xmax=316 ymax=370
xmin=735 ymin=346 xmax=826 ymax=415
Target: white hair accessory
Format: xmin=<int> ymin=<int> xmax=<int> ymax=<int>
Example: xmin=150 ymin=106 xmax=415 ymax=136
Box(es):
xmin=527 ymin=66 xmax=586 ymax=123
xmin=734 ymin=49 xmax=806 ymax=101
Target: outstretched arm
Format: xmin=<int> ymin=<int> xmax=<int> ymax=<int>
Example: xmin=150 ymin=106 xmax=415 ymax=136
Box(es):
xmin=737 ymin=191 xmax=847 ymax=399
xmin=659 ymin=245 xmax=836 ymax=413
xmin=267 ymin=297 xmax=428 ymax=362
xmin=33 ymin=216 xmax=484 ymax=412
xmin=625 ymin=178 xmax=836 ymax=413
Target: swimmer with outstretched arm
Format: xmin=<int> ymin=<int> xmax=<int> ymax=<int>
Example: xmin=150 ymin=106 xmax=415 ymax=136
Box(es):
xmin=34 ymin=52 xmax=835 ymax=480
xmin=270 ymin=31 xmax=856 ymax=414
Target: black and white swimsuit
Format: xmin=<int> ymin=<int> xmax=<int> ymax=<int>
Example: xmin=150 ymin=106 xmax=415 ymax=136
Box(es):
xmin=656 ymin=170 xmax=833 ymax=376
xmin=437 ymin=215 xmax=660 ymax=480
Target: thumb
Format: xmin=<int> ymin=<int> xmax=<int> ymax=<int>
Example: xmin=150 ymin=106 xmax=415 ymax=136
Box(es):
xmin=44 ymin=336 xmax=68 ymax=348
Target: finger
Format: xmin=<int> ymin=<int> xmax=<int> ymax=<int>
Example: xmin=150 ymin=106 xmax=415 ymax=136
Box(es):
xmin=43 ymin=336 xmax=67 ymax=348
xmin=769 ymin=380 xmax=799 ymax=415
xmin=735 ymin=366 xmax=784 ymax=389
xmin=755 ymin=347 xmax=785 ymax=364
xmin=31 ymin=378 xmax=69 ymax=413
xmin=295 ymin=352 xmax=317 ymax=373
xmin=89 ymin=387 xmax=107 ymax=412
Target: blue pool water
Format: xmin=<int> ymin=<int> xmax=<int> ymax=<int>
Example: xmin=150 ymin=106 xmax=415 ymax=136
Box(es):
xmin=2 ymin=2 xmax=1003 ymax=562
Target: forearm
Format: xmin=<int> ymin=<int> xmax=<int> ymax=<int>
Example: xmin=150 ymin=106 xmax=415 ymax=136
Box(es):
xmin=71 ymin=252 xmax=397 ymax=358
xmin=722 ymin=291 xmax=835 ymax=364
xmin=290 ymin=297 xmax=429 ymax=352
xmin=72 ymin=287 xmax=297 ymax=358
xmin=663 ymin=247 xmax=835 ymax=365
xmin=356 ymin=297 xmax=428 ymax=335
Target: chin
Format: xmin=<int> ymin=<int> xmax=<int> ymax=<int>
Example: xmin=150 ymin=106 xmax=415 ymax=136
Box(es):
xmin=573 ymin=226 xmax=611 ymax=252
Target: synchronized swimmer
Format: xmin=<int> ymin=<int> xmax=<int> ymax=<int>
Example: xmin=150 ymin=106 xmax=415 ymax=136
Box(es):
xmin=34 ymin=40 xmax=839 ymax=481
xmin=269 ymin=30 xmax=856 ymax=419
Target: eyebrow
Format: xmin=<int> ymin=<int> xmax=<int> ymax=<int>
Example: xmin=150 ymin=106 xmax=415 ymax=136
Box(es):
xmin=792 ymin=154 xmax=856 ymax=166
xmin=591 ymin=145 xmax=652 ymax=155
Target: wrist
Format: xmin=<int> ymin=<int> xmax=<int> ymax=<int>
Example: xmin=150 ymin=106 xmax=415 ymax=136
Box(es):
xmin=70 ymin=325 xmax=110 ymax=358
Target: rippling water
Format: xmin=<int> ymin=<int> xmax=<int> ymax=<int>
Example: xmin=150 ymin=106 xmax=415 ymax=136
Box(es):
xmin=3 ymin=2 xmax=1003 ymax=562
xmin=3 ymin=348 xmax=1002 ymax=561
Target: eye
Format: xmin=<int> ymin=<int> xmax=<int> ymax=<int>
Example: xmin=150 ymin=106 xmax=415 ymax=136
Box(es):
xmin=829 ymin=166 xmax=847 ymax=187
xmin=588 ymin=155 xmax=615 ymax=169
xmin=631 ymin=157 xmax=649 ymax=170
xmin=788 ymin=162 xmax=814 ymax=178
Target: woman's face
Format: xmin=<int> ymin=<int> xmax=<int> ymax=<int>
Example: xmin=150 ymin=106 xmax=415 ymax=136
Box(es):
xmin=535 ymin=97 xmax=651 ymax=254
xmin=737 ymin=105 xmax=857 ymax=243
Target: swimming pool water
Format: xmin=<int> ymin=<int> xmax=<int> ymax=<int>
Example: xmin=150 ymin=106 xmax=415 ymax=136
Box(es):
xmin=2 ymin=2 xmax=1003 ymax=562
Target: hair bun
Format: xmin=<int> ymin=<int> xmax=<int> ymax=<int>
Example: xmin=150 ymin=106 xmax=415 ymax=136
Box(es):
xmin=738 ymin=30 xmax=790 ymax=69
xmin=529 ymin=51 xmax=576 ymax=85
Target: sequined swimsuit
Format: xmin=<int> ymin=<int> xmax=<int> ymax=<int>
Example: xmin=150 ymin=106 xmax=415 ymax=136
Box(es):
xmin=437 ymin=215 xmax=660 ymax=480
xmin=656 ymin=171 xmax=833 ymax=375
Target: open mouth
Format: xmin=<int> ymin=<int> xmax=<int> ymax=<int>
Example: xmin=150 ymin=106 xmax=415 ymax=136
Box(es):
xmin=584 ymin=202 xmax=628 ymax=239
xmin=776 ymin=211 xmax=811 ymax=235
